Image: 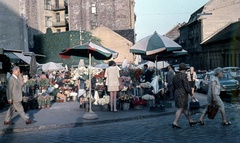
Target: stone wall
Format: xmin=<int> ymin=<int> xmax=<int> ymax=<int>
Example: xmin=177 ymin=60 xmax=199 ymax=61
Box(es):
xmin=0 ymin=1 xmax=25 ymax=51
xmin=69 ymin=0 xmax=134 ymax=31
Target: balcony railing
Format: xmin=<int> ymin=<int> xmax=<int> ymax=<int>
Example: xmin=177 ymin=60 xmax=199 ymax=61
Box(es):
xmin=52 ymin=5 xmax=66 ymax=11
xmin=52 ymin=21 xmax=67 ymax=27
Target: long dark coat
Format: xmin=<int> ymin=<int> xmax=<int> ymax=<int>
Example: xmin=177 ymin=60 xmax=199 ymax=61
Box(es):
xmin=172 ymin=72 xmax=192 ymax=109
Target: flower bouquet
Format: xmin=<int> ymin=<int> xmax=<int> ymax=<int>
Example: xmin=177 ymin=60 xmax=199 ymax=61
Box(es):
xmin=142 ymin=94 xmax=155 ymax=100
xmin=142 ymin=94 xmax=155 ymax=107
xmin=94 ymin=71 xmax=106 ymax=91
xmin=71 ymin=66 xmax=103 ymax=81
xmin=98 ymin=95 xmax=110 ymax=111
xmin=26 ymin=78 xmax=37 ymax=87
xmin=69 ymin=92 xmax=77 ymax=101
xmin=118 ymin=94 xmax=133 ymax=103
xmin=98 ymin=95 xmax=110 ymax=105
xmin=39 ymin=78 xmax=50 ymax=88
xmin=119 ymin=94 xmax=133 ymax=111
xmin=131 ymin=96 xmax=146 ymax=109
xmin=140 ymin=82 xmax=152 ymax=88
xmin=127 ymin=68 xmax=142 ymax=83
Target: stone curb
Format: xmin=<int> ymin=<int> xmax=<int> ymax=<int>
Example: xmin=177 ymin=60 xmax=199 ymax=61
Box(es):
xmin=0 ymin=98 xmax=207 ymax=135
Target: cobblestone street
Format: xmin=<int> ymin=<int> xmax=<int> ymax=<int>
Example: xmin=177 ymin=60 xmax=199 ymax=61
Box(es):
xmin=1 ymin=103 xmax=240 ymax=143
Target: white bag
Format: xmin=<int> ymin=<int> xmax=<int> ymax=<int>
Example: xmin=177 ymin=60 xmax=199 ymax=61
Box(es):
xmin=93 ymin=90 xmax=99 ymax=105
xmin=78 ymin=89 xmax=86 ymax=98
xmin=151 ymin=75 xmax=159 ymax=94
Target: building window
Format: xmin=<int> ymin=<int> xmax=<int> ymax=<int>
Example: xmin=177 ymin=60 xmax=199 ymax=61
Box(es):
xmin=91 ymin=22 xmax=97 ymax=29
xmin=55 ymin=0 xmax=59 ymax=8
xmin=91 ymin=3 xmax=97 ymax=14
xmin=45 ymin=16 xmax=52 ymax=27
xmin=56 ymin=13 xmax=60 ymax=23
xmin=44 ymin=0 xmax=51 ymax=10
xmin=57 ymin=29 xmax=61 ymax=33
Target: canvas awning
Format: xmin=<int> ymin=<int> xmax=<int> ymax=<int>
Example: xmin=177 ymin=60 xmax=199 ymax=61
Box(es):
xmin=13 ymin=52 xmax=39 ymax=65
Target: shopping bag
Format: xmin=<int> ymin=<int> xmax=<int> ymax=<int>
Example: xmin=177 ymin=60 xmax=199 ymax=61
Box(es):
xmin=150 ymin=75 xmax=159 ymax=94
xmin=189 ymin=98 xmax=200 ymax=110
xmin=207 ymin=103 xmax=219 ymax=119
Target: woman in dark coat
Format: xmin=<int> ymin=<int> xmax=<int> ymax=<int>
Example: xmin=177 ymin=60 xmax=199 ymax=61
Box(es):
xmin=172 ymin=63 xmax=197 ymax=128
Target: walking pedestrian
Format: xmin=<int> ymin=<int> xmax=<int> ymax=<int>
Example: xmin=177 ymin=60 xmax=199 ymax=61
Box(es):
xmin=198 ymin=67 xmax=231 ymax=125
xmin=4 ymin=66 xmax=36 ymax=125
xmin=172 ymin=63 xmax=197 ymax=128
xmin=166 ymin=64 xmax=175 ymax=100
xmin=104 ymin=61 xmax=120 ymax=112
xmin=187 ymin=67 xmax=197 ymax=95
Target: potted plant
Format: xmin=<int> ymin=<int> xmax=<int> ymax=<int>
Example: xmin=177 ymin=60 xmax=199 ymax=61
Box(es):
xmin=26 ymin=78 xmax=37 ymax=95
xmin=98 ymin=95 xmax=110 ymax=111
xmin=141 ymin=94 xmax=155 ymax=107
xmin=39 ymin=78 xmax=50 ymax=90
xmin=118 ymin=94 xmax=133 ymax=110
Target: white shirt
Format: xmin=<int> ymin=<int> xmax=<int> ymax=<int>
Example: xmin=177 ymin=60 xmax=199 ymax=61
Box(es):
xmin=12 ymin=74 xmax=18 ymax=79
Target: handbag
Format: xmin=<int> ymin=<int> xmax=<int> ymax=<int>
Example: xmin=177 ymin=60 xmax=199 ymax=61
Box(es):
xmin=207 ymin=94 xmax=219 ymax=119
xmin=189 ymin=98 xmax=200 ymax=110
xmin=207 ymin=103 xmax=219 ymax=119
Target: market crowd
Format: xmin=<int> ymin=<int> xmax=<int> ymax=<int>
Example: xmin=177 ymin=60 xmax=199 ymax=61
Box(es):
xmin=17 ymin=62 xmax=164 ymax=112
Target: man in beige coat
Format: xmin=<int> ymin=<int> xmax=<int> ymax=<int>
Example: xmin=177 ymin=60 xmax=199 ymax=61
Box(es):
xmin=4 ymin=66 xmax=36 ymax=125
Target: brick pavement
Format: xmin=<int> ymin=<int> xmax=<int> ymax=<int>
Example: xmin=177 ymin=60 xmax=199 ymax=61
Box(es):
xmin=0 ymin=93 xmax=208 ymax=134
xmin=1 ymin=106 xmax=239 ymax=143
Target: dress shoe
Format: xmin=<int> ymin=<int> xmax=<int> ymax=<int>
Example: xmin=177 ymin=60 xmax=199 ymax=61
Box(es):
xmin=172 ymin=123 xmax=181 ymax=129
xmin=4 ymin=121 xmax=15 ymax=125
xmin=25 ymin=119 xmax=37 ymax=125
xmin=189 ymin=121 xmax=197 ymax=126
xmin=222 ymin=121 xmax=231 ymax=125
xmin=197 ymin=120 xmax=205 ymax=125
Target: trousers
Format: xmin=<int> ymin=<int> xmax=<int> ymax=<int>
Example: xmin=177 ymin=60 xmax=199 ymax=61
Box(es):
xmin=5 ymin=102 xmax=29 ymax=122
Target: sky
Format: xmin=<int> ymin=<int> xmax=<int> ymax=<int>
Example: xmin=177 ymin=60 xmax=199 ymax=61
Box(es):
xmin=134 ymin=0 xmax=209 ymax=41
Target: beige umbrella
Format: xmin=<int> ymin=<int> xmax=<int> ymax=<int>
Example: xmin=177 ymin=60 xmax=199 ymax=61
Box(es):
xmin=41 ymin=62 xmax=64 ymax=72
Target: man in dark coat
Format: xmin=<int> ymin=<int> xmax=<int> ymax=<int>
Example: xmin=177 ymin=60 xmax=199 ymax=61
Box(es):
xmin=166 ymin=65 xmax=175 ymax=100
xmin=140 ymin=64 xmax=153 ymax=83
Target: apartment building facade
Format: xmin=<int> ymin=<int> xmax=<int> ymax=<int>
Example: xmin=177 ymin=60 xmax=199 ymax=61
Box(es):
xmin=68 ymin=0 xmax=135 ymax=31
xmin=179 ymin=0 xmax=240 ymax=70
xmin=1 ymin=0 xmax=135 ymax=50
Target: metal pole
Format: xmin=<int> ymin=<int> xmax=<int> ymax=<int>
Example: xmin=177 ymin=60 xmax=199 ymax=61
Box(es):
xmin=79 ymin=27 xmax=83 ymax=45
xmin=155 ymin=55 xmax=158 ymax=75
xmin=83 ymin=53 xmax=98 ymax=119
xmin=89 ymin=53 xmax=92 ymax=112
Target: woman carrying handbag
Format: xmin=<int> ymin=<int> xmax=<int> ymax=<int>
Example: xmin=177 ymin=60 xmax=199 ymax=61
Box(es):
xmin=198 ymin=67 xmax=231 ymax=125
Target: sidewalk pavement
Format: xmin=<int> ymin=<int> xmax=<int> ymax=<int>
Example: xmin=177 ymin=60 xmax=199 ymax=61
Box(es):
xmin=0 ymin=93 xmax=207 ymax=134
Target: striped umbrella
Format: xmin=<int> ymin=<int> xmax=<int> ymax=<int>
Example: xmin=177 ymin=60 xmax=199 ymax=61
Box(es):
xmin=130 ymin=31 xmax=182 ymax=61
xmin=59 ymin=42 xmax=118 ymax=60
xmin=141 ymin=49 xmax=188 ymax=61
xmin=59 ymin=41 xmax=118 ymax=119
